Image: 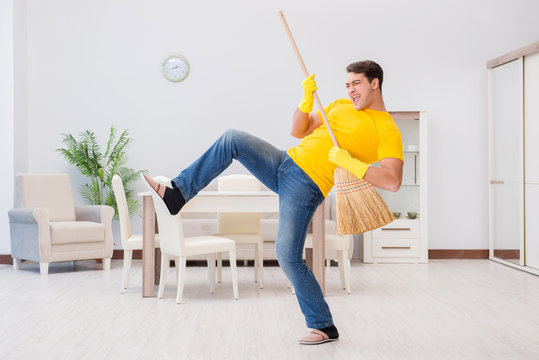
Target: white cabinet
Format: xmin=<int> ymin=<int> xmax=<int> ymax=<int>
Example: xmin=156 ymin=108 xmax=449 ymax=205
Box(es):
xmin=488 ymin=40 xmax=539 ymax=276
xmin=362 ymin=111 xmax=428 ymax=264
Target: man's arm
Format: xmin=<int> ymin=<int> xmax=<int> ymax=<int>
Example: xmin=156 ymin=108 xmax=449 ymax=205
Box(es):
xmin=362 ymin=157 xmax=403 ymax=192
xmin=291 ymin=109 xmax=322 ymax=139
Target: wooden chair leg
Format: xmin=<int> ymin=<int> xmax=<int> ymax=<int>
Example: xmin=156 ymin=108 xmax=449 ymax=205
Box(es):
xmin=337 ymin=251 xmax=346 ymax=290
xmin=342 ymin=250 xmax=352 ymax=294
xmin=158 ymin=253 xmax=169 ymax=299
xmin=40 ymin=262 xmax=49 ymax=275
xmin=207 ymin=254 xmax=216 ymax=294
xmin=121 ymin=249 xmax=133 ymax=292
xmin=175 ymin=257 xmax=187 ymax=304
xmin=217 ymin=252 xmax=223 ymax=283
xmin=229 ymin=250 xmax=239 ymax=300
xmin=257 ymin=242 xmax=264 ymax=289
xmin=254 ymin=245 xmax=258 ymax=283
xmin=174 ymin=257 xmax=180 ymax=283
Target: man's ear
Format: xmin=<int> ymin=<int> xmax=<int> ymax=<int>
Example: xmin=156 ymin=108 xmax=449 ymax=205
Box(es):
xmin=371 ymin=78 xmax=380 ymax=90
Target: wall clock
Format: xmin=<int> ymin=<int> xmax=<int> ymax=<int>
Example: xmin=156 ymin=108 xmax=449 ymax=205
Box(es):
xmin=162 ymin=55 xmax=190 ymax=82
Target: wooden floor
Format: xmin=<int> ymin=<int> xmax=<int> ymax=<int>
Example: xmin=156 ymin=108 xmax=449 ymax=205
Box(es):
xmin=1 ymin=259 xmax=539 ymax=359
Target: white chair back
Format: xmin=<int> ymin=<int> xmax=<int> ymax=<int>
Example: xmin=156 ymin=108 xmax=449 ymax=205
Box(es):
xmin=218 ymin=174 xmax=261 ymax=233
xmin=112 ymin=175 xmax=132 ymax=248
xmin=17 ymin=173 xmax=76 ymax=221
xmin=145 ymin=176 xmax=186 ymax=255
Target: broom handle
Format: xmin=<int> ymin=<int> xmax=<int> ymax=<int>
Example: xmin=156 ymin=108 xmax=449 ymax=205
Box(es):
xmin=278 ymin=10 xmax=340 ymax=148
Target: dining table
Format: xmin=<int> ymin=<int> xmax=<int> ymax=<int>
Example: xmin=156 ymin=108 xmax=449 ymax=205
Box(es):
xmin=138 ymin=190 xmax=326 ymax=297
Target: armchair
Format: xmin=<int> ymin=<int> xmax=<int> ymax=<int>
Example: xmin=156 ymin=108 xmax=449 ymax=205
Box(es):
xmin=8 ymin=173 xmax=114 ymax=275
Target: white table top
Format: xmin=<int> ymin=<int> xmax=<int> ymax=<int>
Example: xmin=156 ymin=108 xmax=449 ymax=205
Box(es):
xmin=138 ymin=190 xmax=279 ymax=213
xmin=138 ymin=190 xmax=277 ymax=197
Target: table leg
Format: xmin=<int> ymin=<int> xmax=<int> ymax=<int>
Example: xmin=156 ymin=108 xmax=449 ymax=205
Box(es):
xmin=155 ymin=248 xmax=161 ymax=285
xmin=309 ymin=200 xmax=325 ymax=295
xmin=142 ymin=195 xmax=156 ymax=297
xmin=154 ymin=220 xmax=160 ymax=285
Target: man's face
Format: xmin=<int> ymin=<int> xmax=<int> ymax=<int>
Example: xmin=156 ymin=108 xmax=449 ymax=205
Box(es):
xmin=346 ymin=72 xmax=378 ymax=110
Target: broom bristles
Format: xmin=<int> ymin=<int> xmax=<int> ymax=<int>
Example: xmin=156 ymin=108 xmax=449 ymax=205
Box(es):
xmin=334 ymin=167 xmax=394 ymax=234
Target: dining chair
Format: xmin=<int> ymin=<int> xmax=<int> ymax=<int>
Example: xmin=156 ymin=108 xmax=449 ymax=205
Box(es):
xmin=290 ymin=233 xmax=353 ymax=295
xmin=304 ymin=234 xmax=353 ymax=294
xmin=144 ymin=176 xmax=239 ymax=304
xmin=213 ymin=174 xmax=265 ymax=289
xmin=112 ymin=175 xmax=160 ymax=292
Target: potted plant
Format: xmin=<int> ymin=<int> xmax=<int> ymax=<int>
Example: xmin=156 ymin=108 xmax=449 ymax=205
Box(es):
xmin=57 ymin=126 xmax=145 ymax=219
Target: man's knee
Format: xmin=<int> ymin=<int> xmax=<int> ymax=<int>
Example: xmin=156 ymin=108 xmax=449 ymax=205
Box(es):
xmin=223 ymin=128 xmax=243 ymax=140
xmin=276 ymin=251 xmax=303 ymax=274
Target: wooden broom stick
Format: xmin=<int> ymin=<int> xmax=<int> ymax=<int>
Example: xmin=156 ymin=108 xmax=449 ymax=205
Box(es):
xmin=278 ymin=10 xmax=339 ymax=148
xmin=278 ymin=10 xmax=394 ymax=234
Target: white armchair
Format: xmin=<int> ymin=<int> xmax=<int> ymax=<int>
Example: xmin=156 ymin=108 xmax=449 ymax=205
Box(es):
xmin=8 ymin=173 xmax=114 ymax=275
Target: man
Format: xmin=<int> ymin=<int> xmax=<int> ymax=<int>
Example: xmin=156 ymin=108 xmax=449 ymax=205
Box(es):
xmin=144 ymin=60 xmax=404 ymax=345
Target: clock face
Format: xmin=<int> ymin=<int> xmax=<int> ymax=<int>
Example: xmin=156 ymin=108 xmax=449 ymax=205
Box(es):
xmin=162 ymin=55 xmax=190 ymax=82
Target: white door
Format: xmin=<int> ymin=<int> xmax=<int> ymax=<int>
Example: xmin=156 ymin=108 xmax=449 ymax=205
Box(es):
xmin=490 ymin=59 xmax=523 ymax=265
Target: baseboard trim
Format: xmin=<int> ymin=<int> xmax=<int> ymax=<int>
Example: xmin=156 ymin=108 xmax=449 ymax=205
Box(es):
xmin=1 ymin=249 xmax=491 ymax=264
xmin=428 ymin=250 xmax=489 ymax=259
xmin=0 ymin=255 xmax=13 ymax=265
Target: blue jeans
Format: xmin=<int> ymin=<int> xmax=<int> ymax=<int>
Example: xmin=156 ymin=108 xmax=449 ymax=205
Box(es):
xmin=172 ymin=129 xmax=334 ymax=329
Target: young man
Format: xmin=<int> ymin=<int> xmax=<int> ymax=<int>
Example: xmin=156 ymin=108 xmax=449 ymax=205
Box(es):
xmin=144 ymin=60 xmax=404 ymax=345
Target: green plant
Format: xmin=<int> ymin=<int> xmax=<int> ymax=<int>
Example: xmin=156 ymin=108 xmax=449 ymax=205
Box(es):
xmin=57 ymin=126 xmax=145 ymax=220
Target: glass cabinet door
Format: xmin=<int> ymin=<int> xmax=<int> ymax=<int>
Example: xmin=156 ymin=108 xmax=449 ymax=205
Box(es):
xmin=490 ymin=58 xmax=523 ymax=265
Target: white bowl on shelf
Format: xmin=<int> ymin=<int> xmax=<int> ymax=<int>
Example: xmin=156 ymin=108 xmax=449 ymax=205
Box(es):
xmin=405 ymin=145 xmax=419 ymax=152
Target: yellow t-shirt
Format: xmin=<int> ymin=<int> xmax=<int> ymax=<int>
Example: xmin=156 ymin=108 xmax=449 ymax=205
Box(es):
xmin=287 ymin=98 xmax=404 ymax=197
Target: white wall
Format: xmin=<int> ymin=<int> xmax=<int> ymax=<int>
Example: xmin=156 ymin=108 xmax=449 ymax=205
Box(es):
xmin=13 ymin=0 xmax=28 ymax=177
xmin=1 ymin=0 xmax=14 ymax=254
xmin=3 ymin=0 xmax=539 ymax=254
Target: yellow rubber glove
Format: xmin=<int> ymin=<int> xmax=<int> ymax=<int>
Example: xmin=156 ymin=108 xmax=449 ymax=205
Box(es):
xmin=328 ymin=146 xmax=369 ymax=179
xmin=298 ymin=74 xmax=318 ymax=113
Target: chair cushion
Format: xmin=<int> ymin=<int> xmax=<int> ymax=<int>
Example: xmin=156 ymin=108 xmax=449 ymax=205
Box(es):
xmin=305 ymin=234 xmax=350 ymax=251
xmin=49 ymin=221 xmax=105 ymax=245
xmin=123 ymin=234 xmax=160 ymax=250
xmin=17 ymin=173 xmax=76 ymax=221
xmin=183 ymin=236 xmax=235 ymax=256
xmin=213 ymin=233 xmax=264 ymax=244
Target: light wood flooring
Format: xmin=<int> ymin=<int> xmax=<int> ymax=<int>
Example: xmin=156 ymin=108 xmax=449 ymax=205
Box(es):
xmin=1 ymin=259 xmax=539 ymax=360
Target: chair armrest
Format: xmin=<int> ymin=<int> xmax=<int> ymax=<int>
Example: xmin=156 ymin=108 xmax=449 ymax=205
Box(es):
xmin=9 ymin=207 xmax=50 ymax=227
xmin=75 ymin=205 xmax=115 ymax=255
xmin=9 ymin=208 xmax=44 ymax=224
xmin=75 ymin=205 xmax=114 ymax=224
xmin=8 ymin=208 xmax=50 ymax=262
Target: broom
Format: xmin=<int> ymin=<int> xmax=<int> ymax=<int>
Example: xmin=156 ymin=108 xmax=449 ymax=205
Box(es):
xmin=278 ymin=10 xmax=395 ymax=234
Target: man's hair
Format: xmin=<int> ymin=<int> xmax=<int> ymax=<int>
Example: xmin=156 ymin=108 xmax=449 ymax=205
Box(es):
xmin=346 ymin=60 xmax=383 ymax=92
